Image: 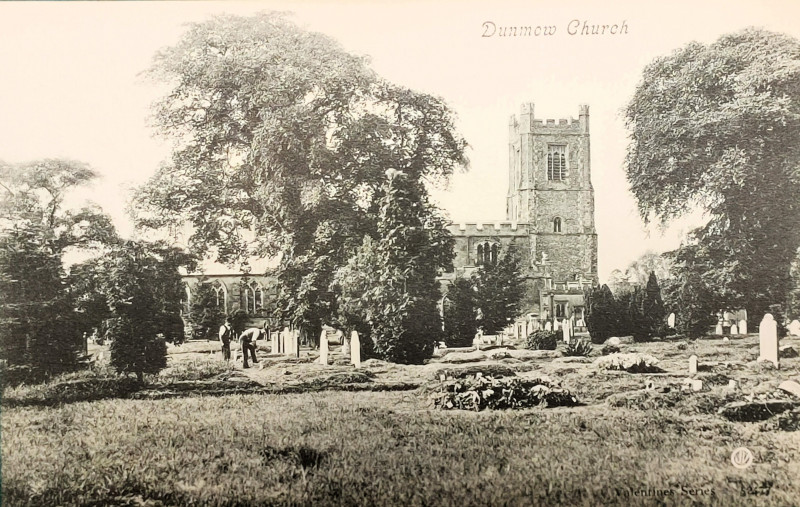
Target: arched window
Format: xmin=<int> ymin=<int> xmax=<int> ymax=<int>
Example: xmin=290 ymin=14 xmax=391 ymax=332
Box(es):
xmin=212 ymin=281 xmax=227 ymax=310
xmin=547 ymin=145 xmax=566 ymax=181
xmin=243 ymin=280 xmax=266 ymax=314
xmin=476 ymin=242 xmax=499 ymax=266
xmin=553 ymin=217 xmax=562 ymax=233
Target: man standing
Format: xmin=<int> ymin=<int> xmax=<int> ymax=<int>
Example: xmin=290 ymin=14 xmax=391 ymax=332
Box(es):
xmin=219 ymin=317 xmax=234 ymax=361
xmin=238 ymin=326 xmax=263 ymax=368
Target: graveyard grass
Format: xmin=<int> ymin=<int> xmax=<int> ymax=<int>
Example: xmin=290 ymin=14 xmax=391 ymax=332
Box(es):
xmin=3 ymin=334 xmax=800 ymax=506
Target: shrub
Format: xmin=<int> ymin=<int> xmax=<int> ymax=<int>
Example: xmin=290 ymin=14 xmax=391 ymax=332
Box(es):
xmin=585 ymin=285 xmax=617 ymax=344
xmin=443 ymin=277 xmax=478 ymax=347
xmin=601 ymin=344 xmax=620 ymax=355
xmin=430 ymin=375 xmax=579 ymax=411
xmin=525 ymin=330 xmax=560 ymax=350
xmin=593 ymin=353 xmax=662 ymax=373
xmin=564 ymin=339 xmax=593 ymax=357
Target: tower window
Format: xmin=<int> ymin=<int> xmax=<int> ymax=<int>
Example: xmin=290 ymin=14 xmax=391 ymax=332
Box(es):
xmin=547 ymin=145 xmax=567 ymax=181
xmin=553 ymin=217 xmax=562 ymax=233
xmin=476 ymin=241 xmax=499 ymax=266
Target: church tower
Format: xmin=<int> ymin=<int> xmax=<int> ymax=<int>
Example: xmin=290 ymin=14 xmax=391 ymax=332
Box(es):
xmin=506 ymin=102 xmax=598 ymax=284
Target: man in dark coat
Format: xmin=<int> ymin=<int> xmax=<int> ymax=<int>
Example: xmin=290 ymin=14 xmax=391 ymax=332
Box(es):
xmin=218 ymin=317 xmax=234 ymax=361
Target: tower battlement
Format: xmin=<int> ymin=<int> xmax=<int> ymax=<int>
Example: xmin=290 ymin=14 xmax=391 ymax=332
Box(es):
xmin=447 ymin=222 xmax=530 ymax=236
xmin=509 ymin=102 xmax=589 ymax=134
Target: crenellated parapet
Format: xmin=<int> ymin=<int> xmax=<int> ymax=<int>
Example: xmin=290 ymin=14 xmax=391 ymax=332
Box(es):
xmin=509 ymin=102 xmax=589 ymax=135
xmin=447 ymin=222 xmax=531 ymax=236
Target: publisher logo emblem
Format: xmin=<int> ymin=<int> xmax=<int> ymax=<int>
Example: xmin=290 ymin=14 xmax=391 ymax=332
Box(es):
xmin=731 ymin=447 xmax=753 ymax=469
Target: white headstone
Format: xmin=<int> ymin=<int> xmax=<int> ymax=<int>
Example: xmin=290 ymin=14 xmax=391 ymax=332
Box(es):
xmin=270 ymin=329 xmax=278 ymax=354
xmin=730 ymin=324 xmax=739 ymax=335
xmin=739 ymin=319 xmax=748 ymax=335
xmin=350 ymin=331 xmax=361 ymax=367
xmin=318 ymin=330 xmax=329 ymax=365
xmin=715 ymin=323 xmax=723 ymax=335
xmin=554 ymin=319 xmax=561 ymax=331
xmin=292 ymin=330 xmax=300 ymax=358
xmin=689 ymin=354 xmax=698 ymax=375
xmin=281 ymin=327 xmax=290 ymax=355
xmin=545 ymin=321 xmax=552 ymax=331
xmin=778 ymin=380 xmax=800 ymax=399
xmin=563 ymin=320 xmax=571 ymax=342
xmin=789 ymin=320 xmax=800 ymax=337
xmin=758 ymin=313 xmax=779 ymax=368
xmin=668 ymin=313 xmax=675 ymax=328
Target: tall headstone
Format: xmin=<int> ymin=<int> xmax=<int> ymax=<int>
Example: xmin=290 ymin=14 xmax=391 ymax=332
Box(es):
xmin=281 ymin=327 xmax=290 ymax=355
xmin=689 ymin=354 xmax=698 ymax=375
xmin=555 ymin=319 xmax=561 ymax=331
xmin=789 ymin=320 xmax=800 ymax=337
xmin=292 ymin=329 xmax=300 ymax=358
xmin=270 ymin=329 xmax=278 ymax=354
xmin=318 ymin=330 xmax=329 ymax=365
xmin=668 ymin=313 xmax=676 ymax=329
xmin=739 ymin=319 xmax=748 ymax=335
xmin=758 ymin=314 xmax=779 ymax=368
xmin=545 ymin=321 xmax=552 ymax=331
xmin=715 ymin=322 xmax=723 ymax=335
xmin=563 ymin=319 xmax=571 ymax=342
xmin=730 ymin=324 xmax=739 ymax=335
xmin=350 ymin=331 xmax=361 ymax=367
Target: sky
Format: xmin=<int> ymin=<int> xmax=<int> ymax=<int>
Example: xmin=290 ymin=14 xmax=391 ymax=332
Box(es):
xmin=1 ymin=0 xmax=798 ymax=281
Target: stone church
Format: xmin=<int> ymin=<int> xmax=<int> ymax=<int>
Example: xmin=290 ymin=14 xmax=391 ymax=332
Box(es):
xmin=183 ymin=102 xmax=598 ymax=335
xmin=439 ymin=102 xmax=598 ymax=335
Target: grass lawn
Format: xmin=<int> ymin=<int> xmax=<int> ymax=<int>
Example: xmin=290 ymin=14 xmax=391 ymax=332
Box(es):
xmin=3 ymin=334 xmax=800 ymax=506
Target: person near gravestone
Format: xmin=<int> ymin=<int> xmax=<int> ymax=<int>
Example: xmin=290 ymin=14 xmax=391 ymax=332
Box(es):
xmin=238 ymin=327 xmax=264 ymax=368
xmin=219 ymin=317 xmax=234 ymax=361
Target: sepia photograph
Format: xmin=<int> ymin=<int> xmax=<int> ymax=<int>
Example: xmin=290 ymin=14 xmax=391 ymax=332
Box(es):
xmin=1 ymin=1 xmax=800 ymax=505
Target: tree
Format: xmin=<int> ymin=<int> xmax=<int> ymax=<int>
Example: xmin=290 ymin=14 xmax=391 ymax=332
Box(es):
xmin=585 ymin=284 xmax=616 ymax=344
xmin=133 ymin=13 xmax=467 ymax=340
xmin=661 ymin=245 xmax=718 ymax=338
xmin=100 ymin=241 xmax=191 ymax=381
xmin=334 ymin=170 xmax=453 ymax=364
xmin=443 ymin=277 xmax=478 ymax=347
xmin=624 ymin=28 xmax=800 ymax=322
xmin=186 ymin=277 xmax=225 ymax=340
xmin=0 ymin=159 xmax=117 ymax=375
xmin=0 ymin=224 xmax=80 ymax=374
xmin=473 ymin=248 xmax=525 ymax=335
xmin=641 ymin=271 xmax=666 ymax=337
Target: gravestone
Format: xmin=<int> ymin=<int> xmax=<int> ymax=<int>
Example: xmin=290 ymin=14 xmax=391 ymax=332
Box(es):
xmin=715 ymin=322 xmax=723 ymax=335
xmin=758 ymin=314 xmax=779 ymax=369
xmin=730 ymin=324 xmax=739 ymax=335
xmin=270 ymin=329 xmax=278 ymax=355
xmin=545 ymin=321 xmax=552 ymax=331
xmin=778 ymin=380 xmax=800 ymax=399
xmin=554 ymin=319 xmax=561 ymax=331
xmin=563 ymin=319 xmax=571 ymax=342
xmin=292 ymin=330 xmax=300 ymax=358
xmin=350 ymin=331 xmax=361 ymax=367
xmin=689 ymin=354 xmax=698 ymax=375
xmin=668 ymin=313 xmax=676 ymax=328
xmin=281 ymin=327 xmax=290 ymax=355
xmin=789 ymin=320 xmax=800 ymax=337
xmin=318 ymin=330 xmax=329 ymax=365
xmin=739 ymin=319 xmax=747 ymax=335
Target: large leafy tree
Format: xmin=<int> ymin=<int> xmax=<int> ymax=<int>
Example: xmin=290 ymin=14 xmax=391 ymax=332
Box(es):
xmin=624 ymin=28 xmax=800 ymax=322
xmin=334 ymin=170 xmax=454 ymax=364
xmin=0 ymin=159 xmax=117 ymax=374
xmin=134 ymin=13 xmax=467 ymax=339
xmin=473 ymin=248 xmax=525 ymax=335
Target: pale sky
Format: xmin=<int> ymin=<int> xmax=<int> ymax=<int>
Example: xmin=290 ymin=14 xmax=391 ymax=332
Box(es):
xmin=1 ymin=0 xmax=798 ymax=281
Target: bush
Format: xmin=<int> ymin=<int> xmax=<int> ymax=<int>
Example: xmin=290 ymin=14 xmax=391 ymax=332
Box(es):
xmin=443 ymin=277 xmax=478 ymax=347
xmin=585 ymin=285 xmax=617 ymax=344
xmin=593 ymin=353 xmax=662 ymax=373
xmin=525 ymin=330 xmax=560 ymax=350
xmin=564 ymin=339 xmax=593 ymax=357
xmin=430 ymin=375 xmax=579 ymax=411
